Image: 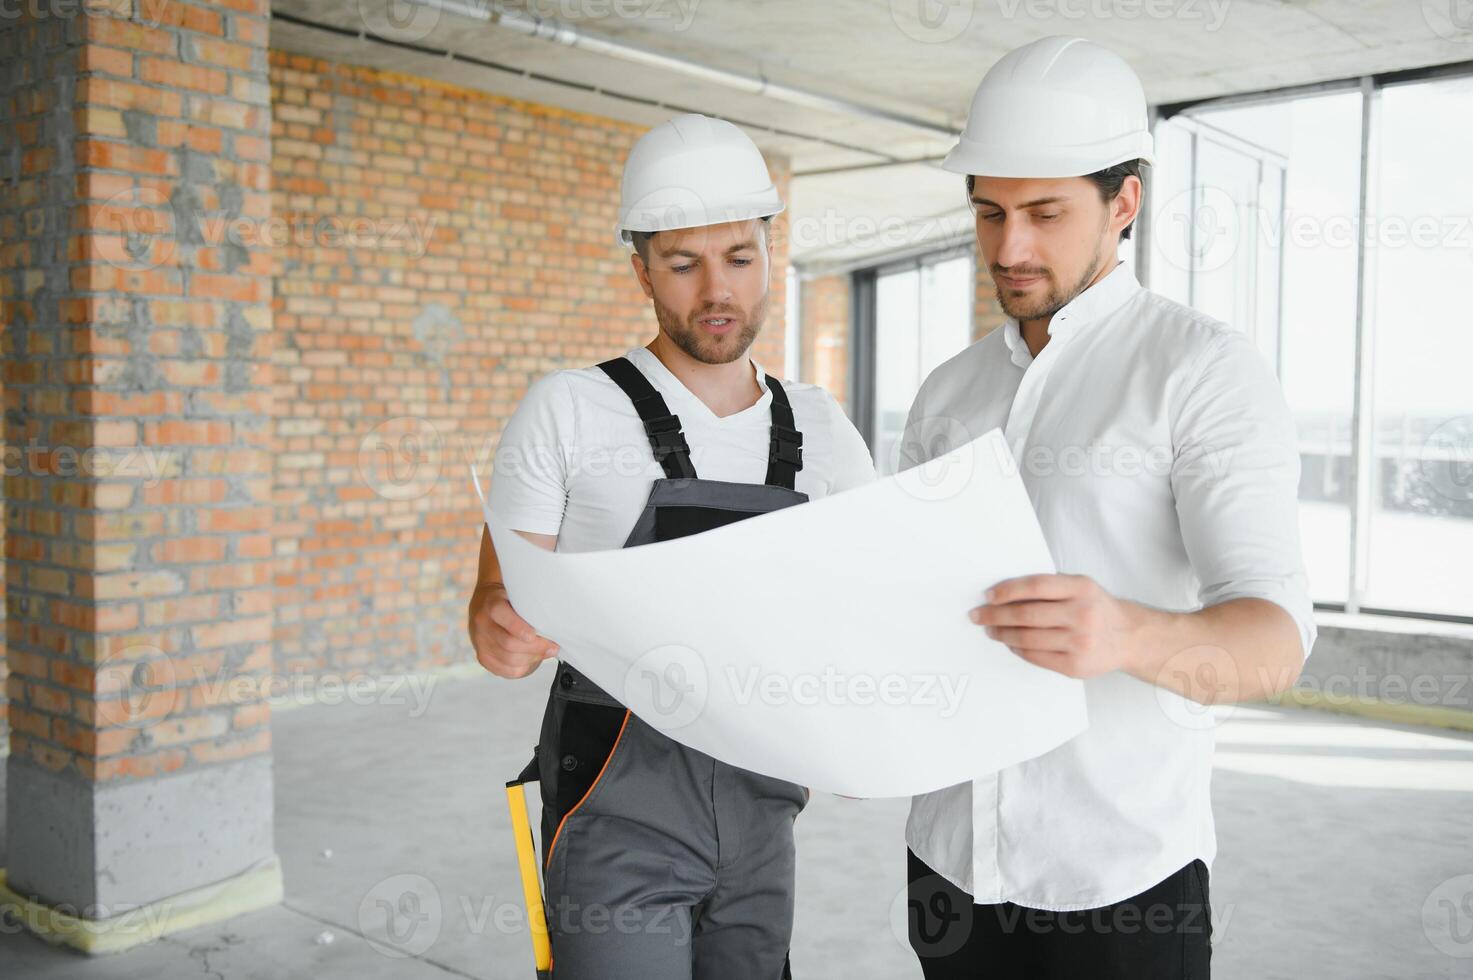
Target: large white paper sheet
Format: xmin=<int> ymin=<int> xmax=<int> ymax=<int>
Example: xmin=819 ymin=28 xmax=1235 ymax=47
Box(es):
xmin=471 ymin=427 xmax=1087 ymax=798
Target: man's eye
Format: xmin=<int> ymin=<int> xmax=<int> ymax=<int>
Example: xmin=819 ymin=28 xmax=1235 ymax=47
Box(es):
xmin=731 ymin=258 xmax=752 ymax=267
xmin=671 ymin=265 xmax=693 ymax=274
xmin=980 ymin=212 xmax=1004 ymax=223
xmin=1036 ymin=213 xmax=1061 ymax=221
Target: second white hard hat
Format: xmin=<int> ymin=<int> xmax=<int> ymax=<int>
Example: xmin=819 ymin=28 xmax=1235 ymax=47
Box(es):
xmin=942 ymin=35 xmax=1154 ymax=179
xmin=615 ymin=113 xmax=785 ymax=247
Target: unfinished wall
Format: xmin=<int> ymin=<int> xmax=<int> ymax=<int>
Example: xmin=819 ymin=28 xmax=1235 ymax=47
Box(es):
xmin=265 ymin=53 xmax=792 ymax=684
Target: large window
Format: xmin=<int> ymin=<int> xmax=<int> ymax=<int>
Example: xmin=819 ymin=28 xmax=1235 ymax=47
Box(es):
xmin=855 ymin=251 xmax=974 ymax=474
xmin=1149 ymin=69 xmax=1473 ymax=620
xmin=1362 ymin=76 xmax=1473 ymax=616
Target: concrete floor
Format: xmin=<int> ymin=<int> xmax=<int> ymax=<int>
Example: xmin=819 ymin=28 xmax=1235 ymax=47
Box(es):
xmin=2 ymin=668 xmax=1472 ymax=979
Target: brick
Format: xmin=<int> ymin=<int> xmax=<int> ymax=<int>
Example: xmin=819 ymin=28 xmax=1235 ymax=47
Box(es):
xmin=139 ymin=58 xmax=228 ymax=95
xmin=78 ymin=45 xmax=134 ymax=77
xmin=143 ymin=711 xmax=229 ymax=747
xmin=88 ymin=747 xmax=189 ymax=780
xmin=190 ymin=615 xmax=272 ymax=650
xmin=84 ymin=13 xmax=178 ymax=56
xmin=86 ymin=569 xmax=186 ymax=601
xmin=76 ymin=78 xmax=184 ymax=118
xmin=189 ymin=728 xmax=270 ymax=764
xmin=188 ymin=35 xmax=256 ymax=71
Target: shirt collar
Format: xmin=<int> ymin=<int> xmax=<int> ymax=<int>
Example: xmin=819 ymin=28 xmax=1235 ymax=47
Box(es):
xmin=999 ymin=261 xmax=1142 ymax=368
xmin=626 ymin=345 xmax=772 ymax=419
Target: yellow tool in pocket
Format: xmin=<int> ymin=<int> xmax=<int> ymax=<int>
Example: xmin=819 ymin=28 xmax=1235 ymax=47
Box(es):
xmin=506 ymin=761 xmax=552 ymax=979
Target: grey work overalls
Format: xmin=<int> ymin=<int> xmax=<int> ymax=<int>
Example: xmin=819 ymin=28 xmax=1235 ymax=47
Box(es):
xmin=509 ymin=355 xmax=811 ymax=979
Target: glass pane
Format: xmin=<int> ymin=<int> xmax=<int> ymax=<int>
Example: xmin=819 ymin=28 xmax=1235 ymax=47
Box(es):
xmin=872 ymin=255 xmax=975 ymax=475
xmin=1189 ymin=134 xmax=1264 ymax=332
xmin=1362 ymin=76 xmax=1473 ymax=617
xmin=919 ymin=256 xmax=973 ymax=379
xmin=1146 ymin=116 xmax=1194 ymax=306
xmin=1189 ymin=91 xmax=1364 ymax=605
xmin=874 ymin=267 xmax=920 ymax=474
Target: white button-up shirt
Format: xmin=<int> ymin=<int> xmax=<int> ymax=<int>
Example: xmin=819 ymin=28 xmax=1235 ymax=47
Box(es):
xmin=900 ymin=260 xmax=1316 ymax=911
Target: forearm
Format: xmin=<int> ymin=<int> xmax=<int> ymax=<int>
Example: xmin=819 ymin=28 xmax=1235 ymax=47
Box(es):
xmin=1124 ymin=597 xmax=1305 ymax=704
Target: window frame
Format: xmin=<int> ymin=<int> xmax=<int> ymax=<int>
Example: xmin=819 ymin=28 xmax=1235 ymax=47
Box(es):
xmin=850 ymin=245 xmax=975 ymax=459
xmin=1148 ymin=60 xmax=1473 ymax=624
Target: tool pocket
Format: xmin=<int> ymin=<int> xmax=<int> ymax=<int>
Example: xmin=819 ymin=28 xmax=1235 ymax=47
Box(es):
xmin=537 ymin=666 xmax=630 ymax=867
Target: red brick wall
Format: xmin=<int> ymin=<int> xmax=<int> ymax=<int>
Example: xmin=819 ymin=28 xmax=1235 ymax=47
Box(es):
xmin=266 ymin=54 xmax=791 ymax=683
xmin=799 ymin=274 xmax=850 ymax=413
xmin=974 ymin=254 xmax=1007 ymax=340
xmin=2 ymin=1 xmax=275 ymax=777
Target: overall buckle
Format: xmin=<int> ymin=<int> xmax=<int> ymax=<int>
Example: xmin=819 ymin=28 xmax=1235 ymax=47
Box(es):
xmin=770 ymin=424 xmax=804 ymax=468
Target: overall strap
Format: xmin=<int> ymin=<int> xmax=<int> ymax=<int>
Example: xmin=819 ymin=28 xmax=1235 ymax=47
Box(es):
xmin=764 ymin=375 xmax=804 ymax=490
xmin=597 ymin=357 xmax=698 ymax=480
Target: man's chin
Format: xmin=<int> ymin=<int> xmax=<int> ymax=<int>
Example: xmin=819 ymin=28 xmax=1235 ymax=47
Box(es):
xmin=679 ymin=339 xmax=742 ymax=366
xmin=681 ymin=325 xmax=759 ymax=365
xmin=1000 ymin=299 xmax=1052 ymax=322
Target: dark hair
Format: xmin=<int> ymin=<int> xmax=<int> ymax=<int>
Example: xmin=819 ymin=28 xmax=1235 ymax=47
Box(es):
xmin=966 ymin=159 xmax=1147 ymax=241
xmin=631 ymin=214 xmax=772 ymax=264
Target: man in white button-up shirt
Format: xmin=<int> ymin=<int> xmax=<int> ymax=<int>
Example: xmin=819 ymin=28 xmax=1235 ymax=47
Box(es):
xmin=900 ymin=37 xmax=1316 ymax=979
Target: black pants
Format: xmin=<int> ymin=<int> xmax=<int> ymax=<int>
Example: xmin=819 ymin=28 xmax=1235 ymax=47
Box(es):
xmin=906 ymin=850 xmax=1212 ymax=979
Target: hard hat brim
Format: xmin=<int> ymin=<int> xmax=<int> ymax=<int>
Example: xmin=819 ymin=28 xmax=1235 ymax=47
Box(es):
xmin=941 ymin=130 xmax=1154 ymax=180
xmin=616 ymin=198 xmax=785 ymax=248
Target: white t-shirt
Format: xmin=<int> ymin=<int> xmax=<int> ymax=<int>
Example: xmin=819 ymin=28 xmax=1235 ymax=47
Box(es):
xmin=488 ymin=346 xmax=876 ymax=553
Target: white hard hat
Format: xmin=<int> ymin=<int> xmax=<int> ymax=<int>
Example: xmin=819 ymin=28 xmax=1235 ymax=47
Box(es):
xmin=615 ymin=113 xmax=785 ymax=247
xmin=942 ymin=36 xmax=1154 ymax=179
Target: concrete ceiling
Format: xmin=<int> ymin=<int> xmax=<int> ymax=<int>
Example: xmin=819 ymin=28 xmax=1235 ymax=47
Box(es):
xmin=269 ymin=0 xmax=1473 ymax=270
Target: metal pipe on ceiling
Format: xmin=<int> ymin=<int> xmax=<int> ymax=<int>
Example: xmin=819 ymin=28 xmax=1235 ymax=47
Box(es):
xmin=418 ymin=0 xmax=960 ymax=141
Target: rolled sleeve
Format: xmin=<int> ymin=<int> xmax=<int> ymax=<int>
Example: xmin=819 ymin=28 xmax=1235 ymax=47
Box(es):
xmin=1170 ymin=330 xmax=1318 ymax=660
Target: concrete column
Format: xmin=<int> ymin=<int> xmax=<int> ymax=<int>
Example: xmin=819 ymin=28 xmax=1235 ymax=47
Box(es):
xmin=1 ymin=0 xmax=279 ymax=952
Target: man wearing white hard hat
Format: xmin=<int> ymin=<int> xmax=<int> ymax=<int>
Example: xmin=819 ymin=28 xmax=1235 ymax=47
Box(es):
xmin=901 ymin=36 xmax=1315 ymax=977
xmin=469 ymin=113 xmax=874 ymax=978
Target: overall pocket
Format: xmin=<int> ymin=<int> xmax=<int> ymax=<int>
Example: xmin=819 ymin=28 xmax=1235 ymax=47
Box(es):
xmin=538 ymin=687 xmax=630 ymax=868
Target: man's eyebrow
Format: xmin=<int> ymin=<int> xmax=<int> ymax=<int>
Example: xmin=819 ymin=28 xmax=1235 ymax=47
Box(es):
xmin=657 ymin=239 xmax=759 ymax=259
xmin=972 ymin=195 xmax=1070 ymax=209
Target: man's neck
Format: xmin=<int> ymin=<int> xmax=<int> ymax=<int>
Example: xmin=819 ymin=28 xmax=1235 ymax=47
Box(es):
xmin=646 ymin=333 xmax=762 ymax=418
xmin=1018 ymin=255 xmax=1120 ymax=359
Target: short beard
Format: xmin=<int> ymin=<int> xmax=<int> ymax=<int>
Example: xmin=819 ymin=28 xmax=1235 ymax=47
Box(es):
xmin=994 ymin=218 xmax=1113 ymax=322
xmin=653 ymin=291 xmax=767 ymax=365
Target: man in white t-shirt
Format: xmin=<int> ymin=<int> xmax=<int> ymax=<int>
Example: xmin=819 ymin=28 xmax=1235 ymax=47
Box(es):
xmin=468 ymin=114 xmax=873 ymax=979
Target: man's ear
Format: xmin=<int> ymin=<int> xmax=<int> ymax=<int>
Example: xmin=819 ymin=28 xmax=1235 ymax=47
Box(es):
xmin=1113 ymin=175 xmax=1143 ymax=238
xmin=631 ymin=251 xmax=655 ymax=299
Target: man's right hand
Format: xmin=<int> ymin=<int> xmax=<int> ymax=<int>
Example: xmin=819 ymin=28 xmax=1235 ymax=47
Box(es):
xmin=468 ymin=583 xmax=559 ymax=679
